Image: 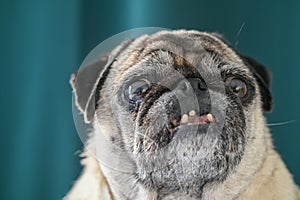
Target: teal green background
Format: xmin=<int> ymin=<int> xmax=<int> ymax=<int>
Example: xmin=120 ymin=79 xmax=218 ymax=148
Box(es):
xmin=1 ymin=1 xmax=299 ymax=199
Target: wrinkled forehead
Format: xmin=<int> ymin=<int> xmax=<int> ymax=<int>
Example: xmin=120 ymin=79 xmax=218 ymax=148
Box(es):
xmin=111 ymin=30 xmax=249 ymax=83
xmin=144 ymin=30 xmax=243 ymax=63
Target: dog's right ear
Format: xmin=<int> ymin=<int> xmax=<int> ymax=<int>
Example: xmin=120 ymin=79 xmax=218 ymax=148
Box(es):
xmin=70 ymin=56 xmax=109 ymax=124
xmin=70 ymin=39 xmax=135 ymax=123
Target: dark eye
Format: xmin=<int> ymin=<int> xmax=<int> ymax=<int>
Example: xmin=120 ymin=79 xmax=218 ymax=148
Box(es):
xmin=226 ymin=77 xmax=248 ymax=98
xmin=124 ymin=79 xmax=150 ymax=110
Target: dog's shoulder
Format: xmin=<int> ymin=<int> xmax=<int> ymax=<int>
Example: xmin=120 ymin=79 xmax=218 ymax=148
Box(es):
xmin=238 ymin=149 xmax=299 ymax=199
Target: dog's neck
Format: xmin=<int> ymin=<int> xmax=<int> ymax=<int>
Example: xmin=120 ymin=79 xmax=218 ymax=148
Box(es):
xmin=66 ymin=121 xmax=298 ymax=200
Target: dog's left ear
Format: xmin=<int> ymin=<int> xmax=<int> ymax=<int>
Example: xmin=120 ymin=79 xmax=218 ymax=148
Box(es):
xmin=70 ymin=39 xmax=135 ymax=123
xmin=239 ymin=54 xmax=273 ymax=112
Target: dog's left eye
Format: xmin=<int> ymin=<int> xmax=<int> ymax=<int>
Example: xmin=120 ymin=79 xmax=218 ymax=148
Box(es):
xmin=226 ymin=77 xmax=248 ymax=98
xmin=124 ymin=79 xmax=150 ymax=110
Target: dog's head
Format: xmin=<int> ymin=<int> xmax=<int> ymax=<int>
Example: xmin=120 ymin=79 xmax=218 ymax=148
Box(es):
xmin=71 ymin=30 xmax=272 ymax=196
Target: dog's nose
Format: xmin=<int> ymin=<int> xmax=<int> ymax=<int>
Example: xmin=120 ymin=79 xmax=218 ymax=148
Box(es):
xmin=173 ymin=77 xmax=211 ymax=114
xmin=175 ymin=78 xmax=208 ymax=97
xmin=173 ymin=78 xmax=211 ymax=114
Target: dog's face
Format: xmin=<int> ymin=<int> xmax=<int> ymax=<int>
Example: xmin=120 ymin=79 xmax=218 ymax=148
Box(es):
xmin=71 ymin=30 xmax=272 ymax=196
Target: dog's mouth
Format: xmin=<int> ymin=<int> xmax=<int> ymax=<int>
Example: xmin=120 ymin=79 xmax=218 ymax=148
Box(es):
xmin=168 ymin=110 xmax=216 ymax=137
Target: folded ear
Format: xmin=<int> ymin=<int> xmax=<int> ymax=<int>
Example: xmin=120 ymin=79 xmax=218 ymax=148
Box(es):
xmin=70 ymin=56 xmax=108 ymax=123
xmin=239 ymin=55 xmax=273 ymax=112
xmin=70 ymin=39 xmax=135 ymax=123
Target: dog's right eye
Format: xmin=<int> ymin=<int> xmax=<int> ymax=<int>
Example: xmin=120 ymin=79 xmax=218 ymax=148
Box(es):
xmin=225 ymin=77 xmax=248 ymax=98
xmin=124 ymin=79 xmax=150 ymax=110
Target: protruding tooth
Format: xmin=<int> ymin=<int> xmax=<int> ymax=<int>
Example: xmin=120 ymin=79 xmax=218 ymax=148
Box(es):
xmin=189 ymin=110 xmax=196 ymax=116
xmin=181 ymin=114 xmax=189 ymax=123
xmin=207 ymin=113 xmax=214 ymax=122
xmin=171 ymin=119 xmax=178 ymax=126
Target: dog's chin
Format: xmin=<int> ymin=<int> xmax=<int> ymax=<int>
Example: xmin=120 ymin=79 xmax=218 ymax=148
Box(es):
xmin=134 ymin=115 xmax=228 ymax=193
xmin=133 ymin=106 xmax=245 ymax=193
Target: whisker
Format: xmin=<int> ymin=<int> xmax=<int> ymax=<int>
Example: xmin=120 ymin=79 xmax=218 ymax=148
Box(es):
xmin=136 ymin=131 xmax=157 ymax=143
xmin=235 ymin=22 xmax=245 ymax=47
xmin=267 ymin=120 xmax=297 ymax=126
xmin=173 ymin=163 xmax=184 ymax=190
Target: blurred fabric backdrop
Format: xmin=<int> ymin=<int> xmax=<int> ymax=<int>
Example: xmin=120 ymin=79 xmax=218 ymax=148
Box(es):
xmin=1 ymin=0 xmax=299 ymax=199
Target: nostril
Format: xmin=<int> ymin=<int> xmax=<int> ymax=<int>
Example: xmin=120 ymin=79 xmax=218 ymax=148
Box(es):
xmin=198 ymin=82 xmax=207 ymax=90
xmin=188 ymin=78 xmax=207 ymax=91
xmin=178 ymin=80 xmax=190 ymax=91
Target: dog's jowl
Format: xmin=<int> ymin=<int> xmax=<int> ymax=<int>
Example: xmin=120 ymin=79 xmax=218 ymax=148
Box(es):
xmin=66 ymin=30 xmax=300 ymax=200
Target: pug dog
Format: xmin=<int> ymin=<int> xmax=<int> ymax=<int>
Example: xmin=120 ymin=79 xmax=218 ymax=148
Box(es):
xmin=66 ymin=30 xmax=299 ymax=200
